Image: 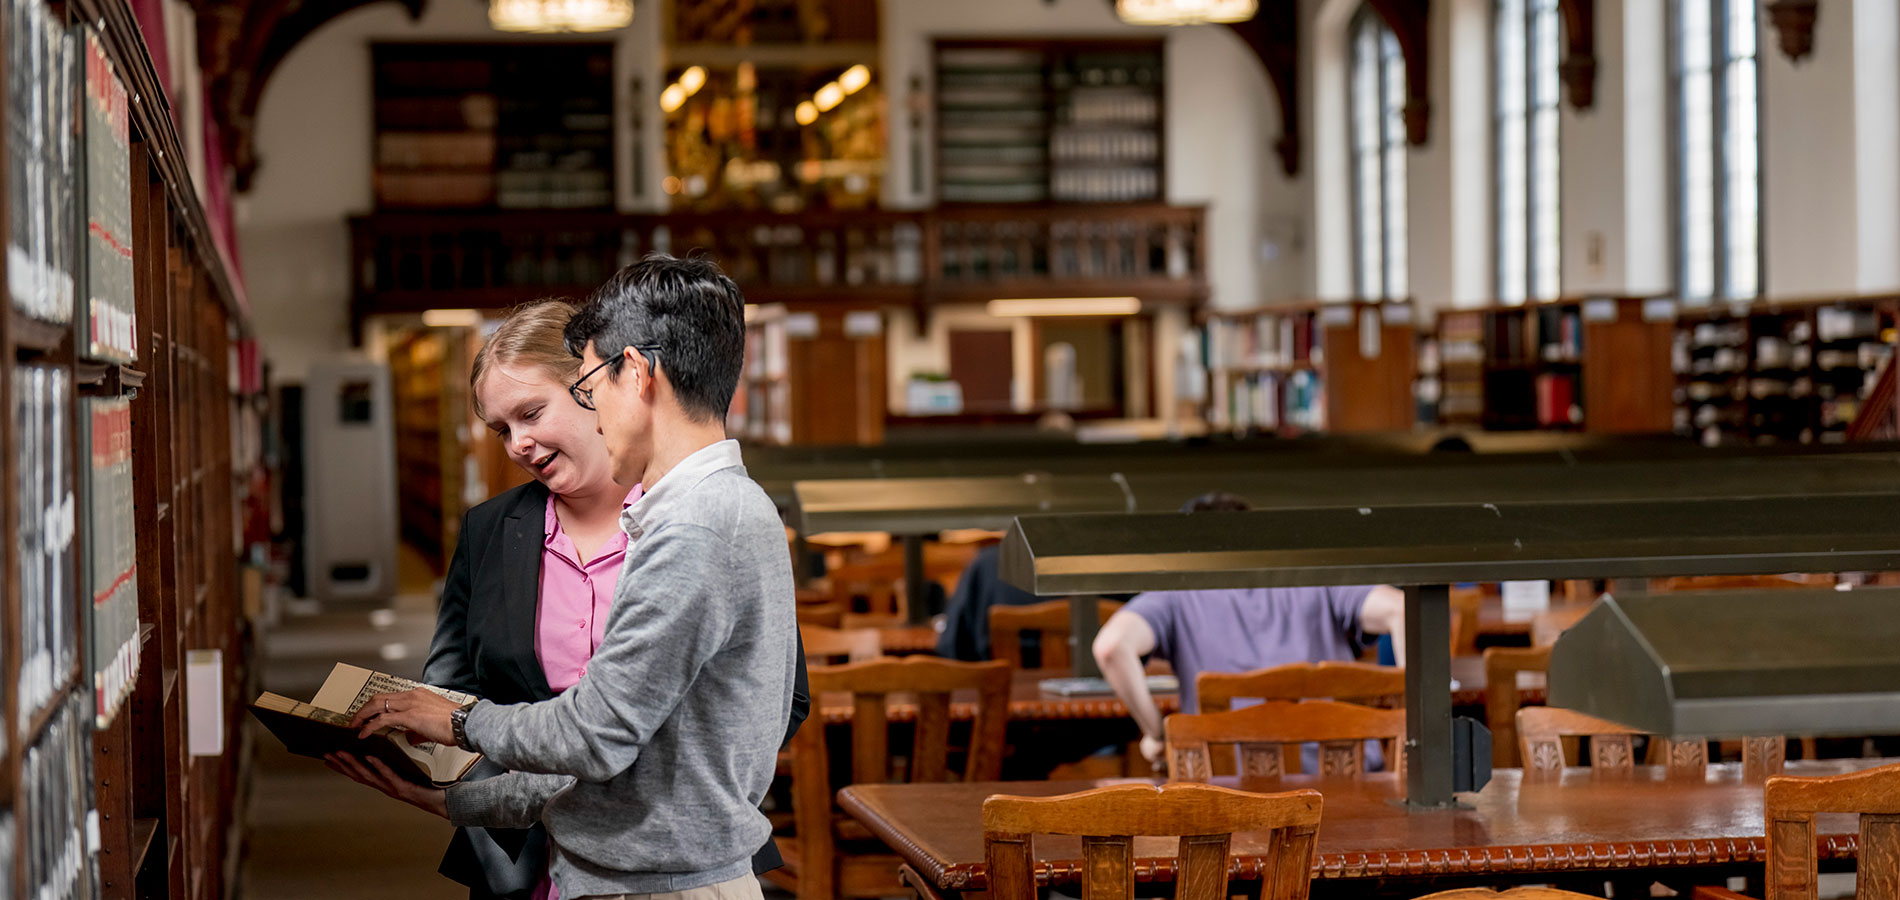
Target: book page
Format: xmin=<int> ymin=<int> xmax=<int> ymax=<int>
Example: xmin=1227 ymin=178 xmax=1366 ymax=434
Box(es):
xmin=309 ymin=663 xmax=473 ymax=716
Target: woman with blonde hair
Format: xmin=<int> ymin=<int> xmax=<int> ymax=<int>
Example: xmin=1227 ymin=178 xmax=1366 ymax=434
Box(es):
xmin=328 ymin=300 xmax=806 ymax=900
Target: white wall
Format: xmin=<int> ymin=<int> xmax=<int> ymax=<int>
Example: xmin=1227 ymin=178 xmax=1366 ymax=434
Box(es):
xmin=1853 ymin=0 xmax=1900 ymax=292
xmin=1560 ymin=0 xmax=1669 ymax=296
xmin=884 ymin=305 xmax=1035 ymax=412
xmin=239 ymin=0 xmax=663 ymax=382
xmin=1308 ymin=0 xmax=1355 ymax=300
xmin=1763 ymin=0 xmax=1857 ymax=296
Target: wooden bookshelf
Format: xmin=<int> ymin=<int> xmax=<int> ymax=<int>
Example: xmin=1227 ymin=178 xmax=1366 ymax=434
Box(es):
xmin=0 ymin=0 xmax=256 ymax=897
xmin=1197 ymin=300 xmax=1415 ymax=434
xmin=1675 ymin=294 xmax=1900 ymax=446
xmin=733 ymin=304 xmax=885 ymax=446
xmin=1429 ymin=297 xmax=1676 ymax=434
xmin=387 ymin=328 xmax=474 ymax=573
xmin=935 ymin=39 xmax=1164 ymax=205
xmin=373 ymin=43 xmax=615 ymax=210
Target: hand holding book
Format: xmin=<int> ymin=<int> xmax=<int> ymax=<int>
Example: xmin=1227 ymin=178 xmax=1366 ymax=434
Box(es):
xmin=323 ymin=751 xmax=449 ymax=819
xmin=349 ymin=686 xmax=464 ymax=747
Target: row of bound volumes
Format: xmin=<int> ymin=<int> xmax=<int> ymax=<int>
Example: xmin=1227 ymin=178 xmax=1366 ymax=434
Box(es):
xmin=19 ymin=691 xmax=100 ymax=900
xmin=1208 ymin=369 xmax=1325 ymax=433
xmin=1202 ymin=314 xmax=1318 ymax=372
xmin=6 ymin=0 xmax=77 ymax=325
xmin=15 ymin=364 xmax=77 ymax=735
xmin=86 ymin=397 xmax=138 ymax=728
xmin=0 ymin=812 xmax=12 ymax=899
xmin=83 ymin=27 xmax=135 ymax=362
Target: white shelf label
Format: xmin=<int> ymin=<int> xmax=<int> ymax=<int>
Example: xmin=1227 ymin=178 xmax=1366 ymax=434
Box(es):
xmin=1582 ymin=298 xmax=1618 ymax=323
xmin=1643 ymin=298 xmax=1680 ymax=323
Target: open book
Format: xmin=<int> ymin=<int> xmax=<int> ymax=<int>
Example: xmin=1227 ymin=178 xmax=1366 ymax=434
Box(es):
xmin=249 ymin=663 xmax=483 ymax=786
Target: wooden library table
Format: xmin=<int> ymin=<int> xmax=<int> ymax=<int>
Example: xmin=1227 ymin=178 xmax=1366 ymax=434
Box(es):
xmin=839 ymin=760 xmax=1879 ymax=893
xmin=813 ymin=658 xmax=1533 ymax=725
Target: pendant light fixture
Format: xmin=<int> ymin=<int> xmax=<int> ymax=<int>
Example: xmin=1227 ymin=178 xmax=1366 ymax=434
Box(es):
xmin=489 ymin=0 xmax=632 ymax=33
xmin=1115 ymin=0 xmax=1257 ymax=26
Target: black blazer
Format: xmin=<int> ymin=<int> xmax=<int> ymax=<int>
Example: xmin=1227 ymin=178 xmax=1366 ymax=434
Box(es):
xmin=425 ymin=480 xmax=810 ymax=899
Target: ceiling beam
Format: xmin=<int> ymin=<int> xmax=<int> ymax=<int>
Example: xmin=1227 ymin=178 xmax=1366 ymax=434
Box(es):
xmin=1363 ymin=0 xmax=1431 ymax=146
xmin=1558 ymin=0 xmax=1597 ymax=109
xmin=1222 ymin=2 xmax=1302 ymax=176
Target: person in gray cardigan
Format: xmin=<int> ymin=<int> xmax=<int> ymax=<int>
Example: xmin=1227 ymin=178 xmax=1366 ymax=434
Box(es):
xmin=339 ymin=255 xmax=799 ymax=900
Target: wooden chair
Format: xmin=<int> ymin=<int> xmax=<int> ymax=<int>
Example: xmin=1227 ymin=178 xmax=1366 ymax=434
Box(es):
xmin=1449 ymin=585 xmax=1485 ymax=655
xmin=1755 ymin=759 xmax=1900 ymax=900
xmin=1197 ymin=661 xmax=1404 ymax=713
xmin=794 ymin=600 xmax=847 ymax=629
xmin=1516 ymin=707 xmax=1785 ymax=780
xmin=1483 ymin=645 xmax=1550 ymax=767
xmin=1414 ymin=889 xmax=1604 ymax=900
xmin=988 ymin=598 xmax=1123 ymax=669
xmin=1166 ymin=699 xmax=1406 ymax=781
xmin=982 ymin=782 xmax=1324 ymax=900
xmin=800 ymin=625 xmax=882 ymax=664
xmin=771 ymin=657 xmax=1011 ymax=900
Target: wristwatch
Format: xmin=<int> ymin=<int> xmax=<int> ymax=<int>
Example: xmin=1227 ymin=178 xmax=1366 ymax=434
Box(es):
xmin=450 ymin=702 xmax=476 ymax=751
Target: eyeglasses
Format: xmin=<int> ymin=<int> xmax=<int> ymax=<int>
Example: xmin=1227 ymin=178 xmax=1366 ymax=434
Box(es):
xmin=569 ymin=345 xmax=662 ymax=410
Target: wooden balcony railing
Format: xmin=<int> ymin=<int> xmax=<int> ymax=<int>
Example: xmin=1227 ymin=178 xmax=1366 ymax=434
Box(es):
xmin=347 ymin=203 xmax=1207 ymax=336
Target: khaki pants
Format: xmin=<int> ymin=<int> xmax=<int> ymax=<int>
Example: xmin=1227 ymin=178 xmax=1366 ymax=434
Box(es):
xmin=583 ymin=874 xmax=765 ymax=900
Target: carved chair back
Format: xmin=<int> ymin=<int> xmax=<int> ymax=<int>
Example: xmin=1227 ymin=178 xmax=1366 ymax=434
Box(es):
xmin=1516 ymin=707 xmax=1784 ymax=780
xmin=982 ymin=783 xmax=1324 ymax=900
xmin=800 ymin=624 xmax=882 ymax=664
xmin=786 ymin=657 xmax=1012 ymax=900
xmin=1166 ymin=699 xmax=1405 ymax=782
xmin=1761 ymin=760 xmax=1900 ymax=900
xmin=988 ymin=598 xmax=1123 ymax=670
xmin=1413 ymin=889 xmax=1614 ymax=900
xmin=1197 ymin=661 xmax=1405 ymax=713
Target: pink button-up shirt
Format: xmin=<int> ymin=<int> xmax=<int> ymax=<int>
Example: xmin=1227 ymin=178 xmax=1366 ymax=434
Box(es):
xmin=534 ymin=484 xmax=641 ymax=900
xmin=536 ymin=485 xmax=642 ymax=694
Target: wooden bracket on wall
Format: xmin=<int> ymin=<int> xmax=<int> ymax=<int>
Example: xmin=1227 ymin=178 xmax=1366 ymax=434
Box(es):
xmin=1557 ymin=0 xmax=1596 ymax=109
xmin=1767 ymin=0 xmax=1819 ymax=64
xmin=1365 ymin=0 xmax=1431 ymax=146
xmin=194 ymin=0 xmax=429 ymax=192
xmin=1223 ymin=1 xmax=1302 ymax=176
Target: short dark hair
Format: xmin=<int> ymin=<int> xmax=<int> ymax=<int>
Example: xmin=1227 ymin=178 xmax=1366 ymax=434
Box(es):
xmin=564 ymin=254 xmax=746 ymax=423
xmin=1180 ymin=491 xmax=1252 ymax=514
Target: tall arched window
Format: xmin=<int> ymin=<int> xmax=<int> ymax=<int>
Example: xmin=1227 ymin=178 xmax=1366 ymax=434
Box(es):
xmin=1350 ymin=7 xmax=1408 ymax=300
xmin=1495 ymin=0 xmax=1561 ymax=304
xmin=1674 ymin=0 xmax=1760 ymax=303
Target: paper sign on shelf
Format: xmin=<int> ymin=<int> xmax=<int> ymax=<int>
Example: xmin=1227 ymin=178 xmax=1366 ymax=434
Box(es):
xmin=783 ymin=312 xmax=820 ymax=339
xmin=1582 ymin=298 xmax=1618 ymax=323
xmin=1642 ymin=298 xmax=1680 ymax=323
xmin=187 ymin=649 xmax=225 ymax=757
xmin=1500 ymin=580 xmax=1552 ymax=615
xmin=843 ymin=310 xmax=882 ymax=338
xmin=1318 ymin=304 xmax=1354 ymax=328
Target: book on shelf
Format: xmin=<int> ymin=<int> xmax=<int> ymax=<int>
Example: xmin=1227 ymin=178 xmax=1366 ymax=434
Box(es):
xmin=250 ymin=663 xmax=483 ymax=786
xmin=14 ymin=363 xmax=77 ymax=734
xmin=85 ymin=396 xmax=139 ymax=727
xmin=7 ymin=0 xmax=76 ymax=325
xmin=83 ymin=27 xmax=136 ymax=362
xmin=21 ymin=692 xmax=98 ymax=900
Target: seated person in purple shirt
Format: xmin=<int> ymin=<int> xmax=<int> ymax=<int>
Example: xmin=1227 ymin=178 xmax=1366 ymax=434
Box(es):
xmin=1090 ymin=492 xmax=1407 ymax=773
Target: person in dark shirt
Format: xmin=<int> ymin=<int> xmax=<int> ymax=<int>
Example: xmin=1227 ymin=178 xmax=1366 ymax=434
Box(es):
xmin=934 ymin=544 xmax=1042 ymax=661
